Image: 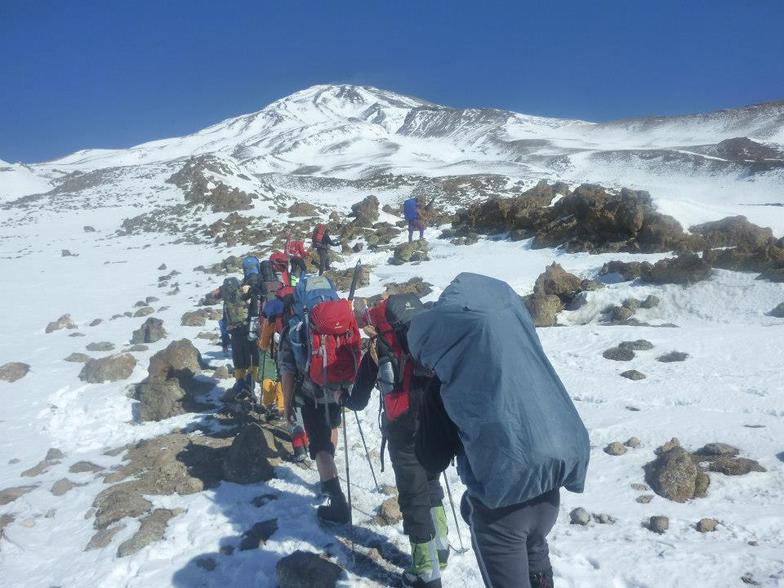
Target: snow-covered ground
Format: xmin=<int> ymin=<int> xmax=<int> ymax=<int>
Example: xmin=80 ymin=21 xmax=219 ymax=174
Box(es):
xmin=1 ymin=193 xmax=783 ymax=587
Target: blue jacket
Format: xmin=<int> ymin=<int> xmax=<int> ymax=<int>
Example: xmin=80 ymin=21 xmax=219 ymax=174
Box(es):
xmin=407 ymin=273 xmax=589 ymax=508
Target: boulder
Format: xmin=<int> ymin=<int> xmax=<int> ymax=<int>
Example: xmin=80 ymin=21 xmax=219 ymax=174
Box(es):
xmin=325 ymin=264 xmax=371 ymax=292
xmin=708 ymin=457 xmax=766 ymax=476
xmin=603 ymin=346 xmax=635 ymax=361
xmin=181 ymin=309 xmax=208 ymax=327
xmin=694 ymin=443 xmax=739 ymax=458
xmin=350 ymin=195 xmax=380 ymax=226
xmin=131 ymin=317 xmax=167 ymax=344
xmin=89 ymin=318 xmax=103 ymax=327
xmin=83 ymin=225 xmax=96 ymax=232
xmin=644 ymin=446 xmax=707 ymax=502
xmin=599 ymin=260 xmax=649 ymax=282
xmin=239 ymin=518 xmax=279 ymax=550
xmin=390 ymin=240 xmax=429 ymax=265
xmin=79 ymin=354 xmax=137 ymax=383
xmin=117 ymin=508 xmax=181 ymax=557
xmin=133 ymin=306 xmax=155 ymax=318
xmin=604 ymin=442 xmax=627 ymax=456
xmin=276 ymin=550 xmax=344 ymax=588
xmin=657 ymin=351 xmax=689 ymax=363
xmin=533 ymin=263 xmax=583 ymax=303
xmin=222 ymin=424 xmax=274 ymax=484
xmin=523 ymin=294 xmax=563 ymax=327
xmin=51 ymin=478 xmax=80 ymax=497
xmin=46 ymin=314 xmax=77 ymax=333
xmin=619 ymin=339 xmax=654 ymax=351
xmin=0 ymin=362 xmax=30 ymax=382
xmin=86 ymin=341 xmax=115 ymax=352
xmin=127 ymin=344 xmax=149 ymax=352
xmin=288 ymin=201 xmax=319 ymax=217
xmin=696 ymin=518 xmax=718 ymax=533
xmin=0 ymin=485 xmax=37 ymax=506
xmin=643 ymin=253 xmax=712 ymax=285
xmin=625 ymin=437 xmax=641 ymax=448
xmin=375 ymin=497 xmax=402 ymax=525
xmin=135 ymin=379 xmax=188 ymax=421
xmin=649 ymin=516 xmax=669 ymax=534
xmin=85 ymin=525 xmax=126 ymax=551
xmin=691 ymin=216 xmax=774 ymax=250
xmin=147 ymin=339 xmax=204 ymax=380
xmin=213 ymin=365 xmax=230 ymax=379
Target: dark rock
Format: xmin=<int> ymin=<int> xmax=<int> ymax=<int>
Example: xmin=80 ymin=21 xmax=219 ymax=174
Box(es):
xmin=86 ymin=341 xmax=115 ymax=352
xmin=604 ymin=442 xmax=627 ymax=456
xmin=390 ymin=240 xmax=429 ymax=265
xmin=767 ymin=303 xmax=784 ymax=318
xmin=89 ymin=318 xmax=103 ymax=327
xmin=657 ymin=351 xmax=689 ymax=363
xmin=644 ymin=253 xmax=712 ymax=285
xmin=69 ymin=332 xmax=86 ymax=337
xmin=222 ymin=424 xmax=274 ymax=484
xmin=252 ymin=493 xmax=278 ymax=508
xmin=325 ymin=264 xmax=371 ymax=292
xmin=644 ymin=446 xmax=706 ymax=502
xmin=117 ymin=508 xmax=181 ymax=557
xmin=79 ymin=354 xmax=137 ymax=383
xmin=0 ymin=362 xmax=30 ymax=382
xmin=46 ymin=448 xmax=65 ymax=461
xmin=239 ymin=518 xmax=279 ymax=550
xmin=621 ymin=370 xmax=646 ymax=381
xmin=599 ymin=260 xmax=649 ymax=282
xmin=691 ymin=216 xmax=774 ymax=250
xmin=350 ymin=195 xmax=380 ymax=226
xmin=131 ymin=317 xmax=167 ymax=344
xmin=649 ymin=516 xmax=669 ymax=534
xmin=636 ymin=494 xmax=654 ymax=504
xmin=619 ymin=339 xmax=654 ymax=351
xmin=523 ymin=294 xmax=563 ymax=327
xmin=569 ymin=507 xmax=590 ymax=525
xmin=158 ymin=263 xmax=167 ymax=271
xmin=533 ymin=263 xmax=583 ymax=303
xmin=0 ymin=485 xmax=38 ymax=506
xmin=382 ymin=277 xmax=433 ymax=299
xmin=195 ymin=557 xmax=217 ymax=571
xmin=46 ymin=314 xmax=77 ymax=333
xmin=694 ymin=443 xmax=740 ymax=458
xmin=276 ymin=550 xmax=344 ymax=588
xmin=61 ymin=249 xmax=78 ymax=257
xmin=708 ymin=457 xmax=766 ymax=476
xmin=593 ymin=513 xmax=616 ymax=524
xmin=603 ymin=346 xmax=635 ymax=361
xmin=655 ymin=438 xmax=681 ymax=455
xmin=83 ymin=225 xmax=96 ymax=232
xmin=133 ymin=306 xmax=155 ymax=318
xmin=607 ymin=305 xmax=635 ymax=323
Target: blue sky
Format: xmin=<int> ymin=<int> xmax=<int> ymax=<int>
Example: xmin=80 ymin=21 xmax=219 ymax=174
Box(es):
xmin=2 ymin=0 xmax=783 ymax=163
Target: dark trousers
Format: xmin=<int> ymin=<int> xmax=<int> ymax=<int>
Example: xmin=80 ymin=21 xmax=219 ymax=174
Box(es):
xmin=386 ymin=415 xmax=444 ymax=542
xmin=230 ymin=328 xmax=259 ymax=370
xmin=317 ymin=248 xmax=330 ymax=275
xmin=461 ymin=489 xmax=559 ymax=588
xmin=290 ymin=256 xmax=307 ymax=277
xmin=408 ymin=219 xmax=425 ymax=242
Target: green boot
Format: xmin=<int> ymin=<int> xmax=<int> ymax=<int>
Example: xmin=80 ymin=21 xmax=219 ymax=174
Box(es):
xmin=402 ymin=539 xmax=442 ymax=588
xmin=431 ymin=504 xmax=449 ymax=569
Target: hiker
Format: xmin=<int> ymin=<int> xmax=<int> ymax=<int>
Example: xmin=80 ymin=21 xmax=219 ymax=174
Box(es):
xmin=408 ymin=273 xmax=590 ymax=588
xmin=285 ymin=239 xmax=308 ymax=278
xmin=278 ymin=274 xmax=361 ymax=505
xmin=311 ymin=223 xmax=340 ymax=275
xmin=403 ymin=197 xmax=426 ymax=242
xmin=347 ymin=294 xmax=449 ymax=588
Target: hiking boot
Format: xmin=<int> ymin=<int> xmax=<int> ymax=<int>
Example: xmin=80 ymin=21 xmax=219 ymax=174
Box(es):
xmin=430 ymin=505 xmax=449 ymax=569
xmin=530 ymin=568 xmax=554 ymax=588
xmin=316 ymin=478 xmax=350 ymax=526
xmin=292 ymin=444 xmax=308 ymax=462
xmin=401 ymin=539 xmax=442 ymax=588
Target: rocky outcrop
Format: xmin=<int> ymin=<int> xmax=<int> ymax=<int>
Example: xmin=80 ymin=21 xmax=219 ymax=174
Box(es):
xmin=133 ymin=340 xmax=211 ymax=421
xmin=691 ymin=216 xmax=774 ymax=250
xmin=0 ymin=362 xmax=30 ymax=382
xmin=390 ymin=240 xmax=429 ymax=265
xmin=45 ymin=314 xmax=77 ymax=333
xmin=350 ymin=195 xmax=380 ymax=227
xmin=276 ymin=551 xmax=344 ymax=588
xmin=644 ymin=444 xmax=709 ymax=502
xmin=523 ymin=264 xmax=601 ymax=326
xmin=599 ymin=253 xmax=712 ymax=285
xmin=79 ymin=354 xmax=137 ymax=383
xmin=131 ymin=317 xmax=167 ymax=344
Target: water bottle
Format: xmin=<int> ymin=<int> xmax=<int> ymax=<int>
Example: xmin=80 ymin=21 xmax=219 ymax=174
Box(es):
xmin=378 ymin=356 xmax=396 ymax=395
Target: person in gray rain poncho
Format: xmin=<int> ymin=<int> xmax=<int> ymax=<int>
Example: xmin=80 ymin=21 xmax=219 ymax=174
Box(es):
xmin=408 ymin=273 xmax=590 ymax=588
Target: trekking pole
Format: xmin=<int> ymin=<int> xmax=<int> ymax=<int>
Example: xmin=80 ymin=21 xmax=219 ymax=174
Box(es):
xmin=443 ymin=471 xmax=467 ymax=553
xmin=353 ymin=411 xmax=380 ymax=492
xmin=342 ymin=403 xmax=355 ymax=562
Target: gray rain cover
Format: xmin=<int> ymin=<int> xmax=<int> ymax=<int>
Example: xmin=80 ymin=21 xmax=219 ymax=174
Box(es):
xmin=407 ymin=273 xmax=589 ymax=508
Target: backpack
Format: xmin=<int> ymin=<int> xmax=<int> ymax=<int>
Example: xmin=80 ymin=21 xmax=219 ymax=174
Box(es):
xmin=289 ymin=275 xmax=361 ymax=390
xmin=242 ymin=256 xmax=260 ymax=279
xmin=403 ymin=198 xmax=419 ymax=221
xmin=260 ymin=259 xmax=276 ymax=283
xmin=222 ymin=277 xmax=248 ymax=329
xmin=312 ymin=224 xmax=326 ymax=248
xmin=270 ymin=252 xmax=288 ymax=273
xmin=364 ymin=293 xmax=425 ymax=421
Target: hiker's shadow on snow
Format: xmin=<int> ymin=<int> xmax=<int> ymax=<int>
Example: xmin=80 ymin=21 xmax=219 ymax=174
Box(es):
xmin=171 ymin=415 xmax=403 ymax=587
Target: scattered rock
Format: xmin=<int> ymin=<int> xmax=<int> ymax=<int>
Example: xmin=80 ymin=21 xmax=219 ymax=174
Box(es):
xmin=569 ymin=507 xmax=590 ymax=525
xmin=604 ymin=442 xmax=627 ymax=456
xmin=640 ymin=295 xmax=661 ymax=309
xmin=133 ymin=306 xmax=155 ymax=318
xmin=533 ymin=263 xmax=584 ymax=302
xmin=46 ymin=314 xmax=77 ymax=333
xmin=625 ymin=437 xmax=641 ymax=448
xmin=636 ymin=494 xmax=654 ymax=504
xmin=767 ymin=302 xmax=784 ymax=318
xmin=128 ymin=344 xmax=149 ymax=352
xmin=523 ymin=294 xmax=564 ymax=327
xmin=158 ymin=263 xmax=167 ymax=270
xmin=0 ymin=362 xmax=30 ymax=383
xmin=51 ymin=478 xmax=80 ymax=496
xmin=85 ymin=524 xmax=126 ymax=551
xmin=288 ymin=201 xmax=319 ymax=217
xmin=593 ymin=513 xmax=616 ymax=525
xmin=89 ymin=318 xmax=103 ymax=327
xmin=630 ymin=483 xmax=649 ymax=491
xmin=86 ymin=341 xmax=115 ymax=352
xmin=83 ymin=225 xmax=96 ymax=232
xmin=46 ymin=448 xmax=65 ymax=461
xmin=222 ymin=424 xmax=274 ymax=484
xmin=374 ymin=497 xmax=402 ymax=526
xmin=620 ymin=370 xmax=646 ymax=381
xmin=69 ymin=461 xmax=104 ymax=474
xmin=657 ymin=351 xmax=689 ymax=363
xmin=603 ymin=346 xmax=635 ymax=361
xmin=696 ymin=518 xmax=718 ymax=533
xmin=117 ymin=508 xmax=181 ymax=557
xmin=131 ymin=317 xmax=167 ymax=344
xmin=239 ymin=518 xmax=279 ymax=550
xmin=649 ymin=516 xmax=669 ymax=534
xmin=79 ymin=353 xmax=137 ymax=383
xmin=350 ymin=195 xmax=380 ymax=227
xmin=276 ymin=550 xmax=344 ymax=588
xmin=619 ymin=339 xmax=654 ymax=351
xmin=181 ymin=309 xmax=209 ymax=327
xmin=644 ymin=253 xmax=712 ymax=285
xmin=390 ymin=240 xmax=429 ymax=265
xmin=694 ymin=443 xmax=739 ymax=458
xmin=21 ymin=460 xmax=51 ymax=478
xmin=691 ymin=216 xmax=774 ymax=250
xmin=213 ymin=365 xmax=230 ymax=379
xmin=61 ymin=249 xmax=78 ymax=257
xmin=0 ymin=485 xmax=37 ymax=506
xmin=708 ymin=457 xmax=766 ymax=476
xmin=655 ymin=438 xmax=681 ymax=455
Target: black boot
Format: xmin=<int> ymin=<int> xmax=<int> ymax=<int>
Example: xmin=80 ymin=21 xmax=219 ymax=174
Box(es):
xmin=317 ymin=478 xmax=350 ymax=526
xmin=530 ymin=568 xmax=554 ymax=588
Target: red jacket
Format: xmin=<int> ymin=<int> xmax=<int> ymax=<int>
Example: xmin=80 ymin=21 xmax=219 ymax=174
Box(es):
xmin=286 ymin=240 xmax=308 ymax=259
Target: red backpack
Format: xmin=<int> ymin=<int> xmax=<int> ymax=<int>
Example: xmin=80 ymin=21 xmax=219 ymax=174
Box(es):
xmin=308 ymin=298 xmax=362 ymax=388
xmin=365 ymin=294 xmax=425 ymax=420
xmin=312 ymin=224 xmax=326 ymax=248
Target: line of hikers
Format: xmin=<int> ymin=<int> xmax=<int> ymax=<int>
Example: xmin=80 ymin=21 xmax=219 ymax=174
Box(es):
xmin=205 ymin=206 xmax=590 ymax=588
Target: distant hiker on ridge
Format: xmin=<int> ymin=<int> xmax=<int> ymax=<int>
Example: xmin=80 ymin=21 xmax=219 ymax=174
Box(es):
xmin=409 ymin=273 xmax=590 ymax=588
xmin=311 ymin=223 xmax=340 ymax=275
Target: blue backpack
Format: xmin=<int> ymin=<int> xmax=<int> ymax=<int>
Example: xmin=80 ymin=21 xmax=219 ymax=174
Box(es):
xmin=403 ymin=198 xmax=419 ymax=221
xmin=288 ymin=274 xmax=339 ymax=372
xmin=242 ymin=256 xmax=260 ymax=279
